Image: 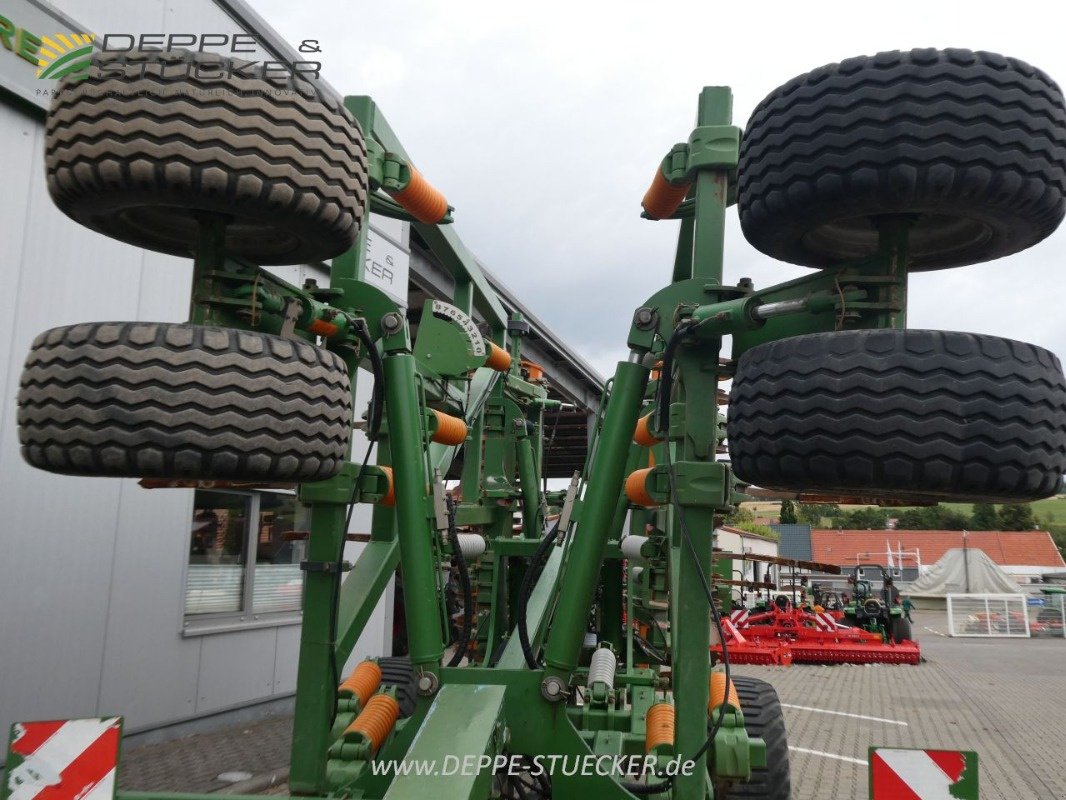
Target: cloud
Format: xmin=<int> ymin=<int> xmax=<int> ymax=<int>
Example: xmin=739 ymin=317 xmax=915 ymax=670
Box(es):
xmin=254 ymin=0 xmax=1066 ymax=373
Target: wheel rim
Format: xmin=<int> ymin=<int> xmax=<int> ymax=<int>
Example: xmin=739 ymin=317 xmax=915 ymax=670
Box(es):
xmin=801 ymin=213 xmax=995 ymax=267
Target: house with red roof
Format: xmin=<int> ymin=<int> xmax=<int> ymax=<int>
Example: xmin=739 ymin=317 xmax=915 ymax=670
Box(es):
xmin=810 ymin=529 xmax=1066 ymax=583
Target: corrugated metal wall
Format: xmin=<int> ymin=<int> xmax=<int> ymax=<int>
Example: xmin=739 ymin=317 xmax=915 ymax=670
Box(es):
xmin=771 ymin=524 xmax=814 ymax=561
xmin=0 ymin=0 xmax=390 ymax=739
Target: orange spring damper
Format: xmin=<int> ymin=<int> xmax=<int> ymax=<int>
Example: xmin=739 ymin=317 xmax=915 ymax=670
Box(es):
xmin=708 ymin=672 xmax=740 ymax=714
xmin=642 ymin=169 xmax=692 ymax=220
xmin=521 ymin=359 xmax=545 ymax=381
xmin=377 ymin=466 xmax=396 ymax=507
xmin=485 ymin=342 xmax=512 ymax=372
xmin=344 ymin=693 xmax=400 ymax=755
xmin=633 ymin=413 xmax=662 ymax=447
xmin=388 ymin=166 xmax=449 ymax=224
xmin=338 ymin=660 xmax=381 ymax=706
xmin=430 ymin=409 xmax=468 ymax=445
xmin=625 ymin=468 xmax=657 ymax=507
xmin=645 ymin=703 xmax=675 ymax=753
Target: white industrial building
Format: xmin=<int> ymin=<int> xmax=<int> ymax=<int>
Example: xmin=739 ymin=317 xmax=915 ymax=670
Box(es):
xmin=0 ymin=0 xmax=600 ymax=743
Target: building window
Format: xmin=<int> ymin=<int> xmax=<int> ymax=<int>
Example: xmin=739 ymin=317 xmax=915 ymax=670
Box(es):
xmin=185 ymin=489 xmax=309 ymax=631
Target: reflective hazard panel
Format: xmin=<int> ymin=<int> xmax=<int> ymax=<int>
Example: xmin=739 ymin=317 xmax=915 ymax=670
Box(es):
xmin=3 ymin=719 xmax=122 ymax=800
xmin=870 ymin=747 xmax=978 ymax=800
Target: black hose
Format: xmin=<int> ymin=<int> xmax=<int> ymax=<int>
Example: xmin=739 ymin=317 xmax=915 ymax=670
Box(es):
xmin=633 ymin=630 xmax=668 ymax=665
xmin=445 ymin=497 xmax=474 ymax=667
xmin=517 ymin=520 xmax=562 ymax=669
xmin=622 ymin=776 xmax=674 ymax=795
xmin=351 ymin=318 xmax=386 ymax=442
xmin=654 ymin=319 xmax=696 ymax=437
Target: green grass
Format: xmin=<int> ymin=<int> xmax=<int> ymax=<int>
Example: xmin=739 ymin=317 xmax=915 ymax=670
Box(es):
xmin=939 ymin=496 xmax=1066 ymax=525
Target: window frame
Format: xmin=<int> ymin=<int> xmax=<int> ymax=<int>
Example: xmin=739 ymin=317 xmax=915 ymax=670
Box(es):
xmin=181 ymin=488 xmax=305 ymax=637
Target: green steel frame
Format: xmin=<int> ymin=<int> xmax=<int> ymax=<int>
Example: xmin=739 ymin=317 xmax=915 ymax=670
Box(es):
xmin=40 ymin=82 xmax=921 ymax=800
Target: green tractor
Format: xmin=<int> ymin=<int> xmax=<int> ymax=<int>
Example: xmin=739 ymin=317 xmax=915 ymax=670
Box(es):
xmin=843 ymin=565 xmax=912 ymax=644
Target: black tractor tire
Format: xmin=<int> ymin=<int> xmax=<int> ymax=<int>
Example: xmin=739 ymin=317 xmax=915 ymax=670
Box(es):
xmin=45 ymin=50 xmax=367 ymax=265
xmin=738 ymin=48 xmax=1066 ymax=270
xmin=892 ymin=617 xmax=914 ymax=644
xmin=18 ymin=322 xmax=351 ymax=481
xmin=728 ymin=329 xmax=1066 ymax=502
xmin=377 ymin=657 xmax=418 ymax=718
xmin=723 ymin=675 xmax=791 ymax=800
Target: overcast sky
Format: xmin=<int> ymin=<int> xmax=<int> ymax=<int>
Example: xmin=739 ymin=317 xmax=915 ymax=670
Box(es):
xmin=255 ymin=0 xmax=1066 ymax=379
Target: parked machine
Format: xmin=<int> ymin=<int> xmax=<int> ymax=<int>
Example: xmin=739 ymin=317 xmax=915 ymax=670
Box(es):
xmin=8 ymin=46 xmax=1066 ymax=800
xmin=842 ymin=565 xmax=911 ymax=644
xmin=713 ymin=556 xmax=921 ymax=667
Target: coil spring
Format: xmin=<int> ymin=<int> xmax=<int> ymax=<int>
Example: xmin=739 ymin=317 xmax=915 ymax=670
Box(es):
xmin=588 ymin=647 xmax=617 ymax=691
xmin=633 ymin=413 xmax=662 ymax=447
xmin=344 ymin=693 xmax=399 ymax=754
xmin=645 ymin=703 xmax=675 ymax=753
xmin=709 ymin=671 xmax=740 ymax=713
xmin=431 ymin=409 xmax=468 ymax=446
xmin=486 ymin=342 xmax=512 ymax=371
xmin=338 ymin=660 xmax=381 ymax=706
xmin=620 ymin=535 xmax=650 ymax=561
xmin=625 ymin=468 xmax=657 ymax=507
xmin=642 ymin=170 xmax=692 ymax=220
xmin=456 ymin=532 xmax=487 ymax=560
xmin=389 ymin=166 xmax=449 ymax=224
xmin=377 ymin=466 xmax=395 ymax=506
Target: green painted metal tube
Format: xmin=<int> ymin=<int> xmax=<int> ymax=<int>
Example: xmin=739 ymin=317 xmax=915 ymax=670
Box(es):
xmin=334 ymin=539 xmax=400 ymax=666
xmin=288 ymin=503 xmax=347 ymax=795
xmin=691 ymin=86 xmax=732 ymax=284
xmin=516 ymin=425 xmax=541 ymax=537
xmin=671 ymin=216 xmax=695 ymax=283
xmin=543 ymin=356 xmax=648 ymax=676
xmin=383 ymin=351 xmax=445 ymax=668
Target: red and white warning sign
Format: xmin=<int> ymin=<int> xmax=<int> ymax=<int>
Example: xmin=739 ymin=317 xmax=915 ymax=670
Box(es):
xmin=729 ymin=609 xmax=749 ymax=626
xmin=870 ymin=747 xmax=979 ymax=800
xmin=3 ymin=719 xmax=122 ymax=800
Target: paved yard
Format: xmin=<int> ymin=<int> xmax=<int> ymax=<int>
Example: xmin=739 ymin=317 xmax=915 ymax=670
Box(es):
xmin=117 ymin=610 xmax=1066 ymax=798
xmin=734 ymin=610 xmax=1066 ymax=799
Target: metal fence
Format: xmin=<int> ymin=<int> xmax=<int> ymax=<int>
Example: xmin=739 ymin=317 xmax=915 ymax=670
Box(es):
xmin=1027 ymin=592 xmax=1066 ymax=638
xmin=947 ymin=593 xmax=1030 ymax=637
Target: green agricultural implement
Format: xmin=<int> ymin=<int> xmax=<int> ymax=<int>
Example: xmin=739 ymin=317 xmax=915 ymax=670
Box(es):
xmin=8 ymin=46 xmax=1066 ymax=800
xmin=841 ymin=565 xmax=911 ymax=645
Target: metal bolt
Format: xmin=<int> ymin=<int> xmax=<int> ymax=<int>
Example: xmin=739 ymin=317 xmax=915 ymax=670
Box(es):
xmin=633 ymin=307 xmax=657 ymax=330
xmin=737 ymin=277 xmax=754 ymax=291
xmin=381 ymin=311 xmax=404 ymax=335
xmin=540 ymin=676 xmax=567 ymax=702
xmin=416 ymin=670 xmax=439 ymax=697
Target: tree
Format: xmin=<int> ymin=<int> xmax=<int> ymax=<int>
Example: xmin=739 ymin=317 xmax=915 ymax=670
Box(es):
xmin=970 ymin=503 xmax=999 ymax=531
xmin=843 ymin=507 xmax=889 ymax=529
xmin=999 ymin=503 xmax=1036 ymax=531
xmin=941 ymin=510 xmax=971 ymax=530
xmin=798 ymin=503 xmax=837 ymax=526
xmin=894 ymin=505 xmax=968 ymax=530
xmin=734 ymin=522 xmax=780 ymax=541
xmin=725 ymin=505 xmax=754 ymax=525
xmin=779 ymin=499 xmax=798 ymax=525
xmin=894 ymin=508 xmax=928 ymax=530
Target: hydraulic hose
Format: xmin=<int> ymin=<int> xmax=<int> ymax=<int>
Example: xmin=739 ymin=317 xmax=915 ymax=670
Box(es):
xmin=517 ymin=520 xmax=562 ymax=669
xmin=446 ymin=497 xmax=473 ymax=667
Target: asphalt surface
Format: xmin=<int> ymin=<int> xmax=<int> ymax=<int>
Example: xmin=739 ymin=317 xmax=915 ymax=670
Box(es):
xmin=116 ymin=611 xmax=1066 ymax=798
